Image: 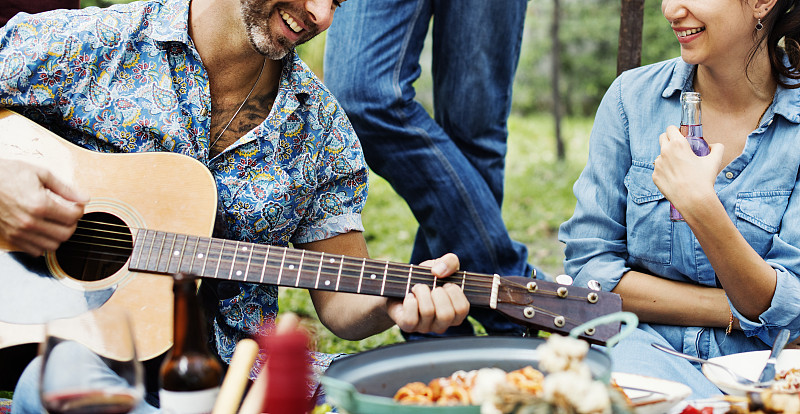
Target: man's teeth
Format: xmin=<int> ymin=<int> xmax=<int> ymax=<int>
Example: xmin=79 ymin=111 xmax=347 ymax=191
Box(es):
xmin=279 ymin=10 xmax=302 ymax=33
xmin=677 ymin=27 xmax=705 ymax=37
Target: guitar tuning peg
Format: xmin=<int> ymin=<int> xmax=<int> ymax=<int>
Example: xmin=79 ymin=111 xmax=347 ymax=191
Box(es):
xmin=555 ymin=274 xmax=573 ymax=286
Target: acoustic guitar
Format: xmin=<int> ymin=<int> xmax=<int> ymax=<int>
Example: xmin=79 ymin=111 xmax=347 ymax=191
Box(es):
xmin=0 ymin=109 xmax=622 ymax=360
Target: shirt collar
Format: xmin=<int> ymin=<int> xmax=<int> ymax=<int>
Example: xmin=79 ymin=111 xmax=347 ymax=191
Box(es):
xmin=149 ymin=0 xmax=192 ymax=45
xmin=661 ymin=56 xmax=800 ymax=124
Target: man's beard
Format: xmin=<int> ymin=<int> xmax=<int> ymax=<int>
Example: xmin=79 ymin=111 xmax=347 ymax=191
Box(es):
xmin=240 ymin=0 xmax=317 ymax=60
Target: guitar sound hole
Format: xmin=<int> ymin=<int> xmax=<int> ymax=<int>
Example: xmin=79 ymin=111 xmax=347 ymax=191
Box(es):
xmin=55 ymin=212 xmax=133 ymax=282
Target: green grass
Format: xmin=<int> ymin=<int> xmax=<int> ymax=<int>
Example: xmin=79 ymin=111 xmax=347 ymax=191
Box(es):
xmin=280 ymin=114 xmax=594 ymax=354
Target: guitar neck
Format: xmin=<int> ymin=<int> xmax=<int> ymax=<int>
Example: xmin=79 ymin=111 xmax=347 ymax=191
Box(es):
xmin=128 ymin=229 xmax=496 ymax=307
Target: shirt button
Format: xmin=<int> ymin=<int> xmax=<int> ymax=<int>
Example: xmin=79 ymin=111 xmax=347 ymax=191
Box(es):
xmin=725 ymin=171 xmax=735 ymax=179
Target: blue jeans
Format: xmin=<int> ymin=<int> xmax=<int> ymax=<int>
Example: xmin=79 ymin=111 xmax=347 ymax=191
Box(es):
xmin=324 ymin=0 xmax=535 ymax=337
xmin=12 ymin=342 xmax=158 ymax=414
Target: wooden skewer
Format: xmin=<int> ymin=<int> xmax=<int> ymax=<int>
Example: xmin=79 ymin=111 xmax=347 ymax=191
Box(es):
xmin=212 ymin=338 xmax=260 ymax=414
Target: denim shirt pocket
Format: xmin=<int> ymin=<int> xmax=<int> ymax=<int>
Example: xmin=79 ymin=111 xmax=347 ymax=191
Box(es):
xmin=735 ymin=191 xmax=790 ymax=255
xmin=624 ymin=164 xmax=672 ymax=264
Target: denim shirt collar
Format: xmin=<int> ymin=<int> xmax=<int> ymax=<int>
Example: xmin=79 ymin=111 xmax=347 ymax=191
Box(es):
xmin=661 ymin=57 xmax=800 ymax=125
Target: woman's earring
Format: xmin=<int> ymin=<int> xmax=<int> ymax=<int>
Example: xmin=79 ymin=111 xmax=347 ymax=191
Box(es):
xmin=756 ymin=17 xmax=764 ymax=31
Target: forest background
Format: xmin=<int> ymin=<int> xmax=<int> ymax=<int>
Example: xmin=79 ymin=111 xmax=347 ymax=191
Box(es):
xmin=82 ymin=0 xmax=681 ymax=352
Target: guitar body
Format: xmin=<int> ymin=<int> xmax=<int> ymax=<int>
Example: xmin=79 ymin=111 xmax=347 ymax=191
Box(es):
xmin=0 ymin=109 xmax=218 ymax=360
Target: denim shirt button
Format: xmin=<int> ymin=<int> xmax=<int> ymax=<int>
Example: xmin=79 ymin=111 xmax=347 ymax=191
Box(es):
xmin=725 ymin=171 xmax=735 ymax=179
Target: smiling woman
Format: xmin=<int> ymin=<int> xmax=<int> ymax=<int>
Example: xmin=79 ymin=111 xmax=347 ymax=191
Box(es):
xmin=559 ymin=0 xmax=800 ymax=401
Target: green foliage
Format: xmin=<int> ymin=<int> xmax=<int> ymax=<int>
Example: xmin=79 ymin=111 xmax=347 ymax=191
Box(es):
xmin=512 ymin=0 xmax=679 ymax=117
xmin=281 ymin=114 xmax=594 ymax=354
xmin=80 ymin=0 xmax=134 ymax=7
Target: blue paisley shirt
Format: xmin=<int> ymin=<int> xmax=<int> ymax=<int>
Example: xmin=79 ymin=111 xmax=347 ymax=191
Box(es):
xmin=0 ymin=0 xmax=368 ymax=379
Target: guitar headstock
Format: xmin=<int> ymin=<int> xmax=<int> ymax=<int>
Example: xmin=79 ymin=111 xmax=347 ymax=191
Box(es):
xmin=493 ymin=276 xmax=622 ymax=345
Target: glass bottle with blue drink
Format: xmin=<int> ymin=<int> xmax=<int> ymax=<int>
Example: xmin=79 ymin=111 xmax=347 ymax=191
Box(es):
xmin=670 ymin=91 xmax=710 ymax=221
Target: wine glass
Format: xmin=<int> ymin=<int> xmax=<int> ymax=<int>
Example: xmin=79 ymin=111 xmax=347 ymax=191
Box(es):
xmin=39 ymin=305 xmax=144 ymax=414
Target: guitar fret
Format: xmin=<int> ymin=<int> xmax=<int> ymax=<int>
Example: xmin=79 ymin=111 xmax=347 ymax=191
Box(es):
xmin=213 ymin=240 xmax=225 ymax=279
xmin=190 ymin=237 xmax=207 ymax=275
xmin=405 ymin=265 xmax=412 ymax=296
xmin=277 ymin=248 xmax=287 ymax=286
xmin=335 ymin=255 xmax=344 ymax=291
xmin=144 ymin=230 xmax=157 ymax=271
xmin=187 ymin=236 xmax=199 ymax=274
xmin=380 ymin=261 xmax=388 ymax=296
xmin=150 ymin=231 xmax=166 ymax=272
xmin=432 ymin=272 xmax=438 ymax=291
xmin=199 ymin=237 xmax=211 ymax=276
xmin=243 ymin=244 xmax=254 ymax=282
xmin=318 ymin=255 xmax=338 ymax=291
xmin=258 ymin=245 xmax=270 ymax=284
xmin=314 ymin=253 xmax=323 ymax=290
xmin=130 ymin=230 xmax=143 ymax=269
xmin=170 ymin=234 xmax=188 ymax=274
xmin=228 ymin=242 xmax=240 ymax=280
xmin=357 ymin=258 xmax=365 ymax=293
xmin=295 ymin=250 xmax=305 ymax=287
xmin=159 ymin=233 xmax=177 ymax=274
xmin=133 ymin=229 xmax=149 ymax=270
xmin=461 ymin=271 xmax=467 ymax=290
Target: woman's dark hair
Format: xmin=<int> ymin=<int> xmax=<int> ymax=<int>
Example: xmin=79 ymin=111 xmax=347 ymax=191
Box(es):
xmin=754 ymin=1 xmax=800 ymax=88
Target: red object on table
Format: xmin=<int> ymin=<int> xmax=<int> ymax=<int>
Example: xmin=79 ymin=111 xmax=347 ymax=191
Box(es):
xmin=263 ymin=330 xmax=313 ymax=414
xmin=680 ymin=405 xmax=714 ymax=414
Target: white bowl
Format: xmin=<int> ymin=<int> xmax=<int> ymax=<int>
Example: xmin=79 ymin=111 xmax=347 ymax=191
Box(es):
xmin=702 ymin=349 xmax=800 ymax=396
xmin=612 ymin=372 xmax=691 ymax=414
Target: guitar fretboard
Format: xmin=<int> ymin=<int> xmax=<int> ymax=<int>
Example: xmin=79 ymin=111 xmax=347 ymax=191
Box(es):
xmin=129 ymin=229 xmax=495 ymax=307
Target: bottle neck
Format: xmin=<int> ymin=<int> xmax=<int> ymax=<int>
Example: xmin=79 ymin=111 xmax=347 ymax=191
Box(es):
xmin=172 ymin=281 xmax=209 ymax=354
xmin=680 ymin=103 xmax=701 ymax=127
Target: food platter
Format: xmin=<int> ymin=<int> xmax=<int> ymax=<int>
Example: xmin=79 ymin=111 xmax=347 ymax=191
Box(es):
xmin=321 ymin=336 xmax=613 ymax=414
xmin=702 ymin=349 xmax=800 ymax=396
xmin=612 ymin=372 xmax=691 ymax=414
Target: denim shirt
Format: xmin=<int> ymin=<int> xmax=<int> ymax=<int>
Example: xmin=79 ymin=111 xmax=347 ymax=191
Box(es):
xmin=559 ymin=57 xmax=800 ymax=357
xmin=0 ymin=0 xmax=368 ymax=374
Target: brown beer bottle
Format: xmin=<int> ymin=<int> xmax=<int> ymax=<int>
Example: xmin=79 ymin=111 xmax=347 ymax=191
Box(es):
xmin=159 ymin=273 xmax=223 ymax=414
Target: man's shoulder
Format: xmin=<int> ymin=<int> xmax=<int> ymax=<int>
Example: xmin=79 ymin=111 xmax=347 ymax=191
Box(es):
xmin=2 ymin=0 xmax=188 ymax=45
xmin=282 ymin=52 xmax=349 ymax=120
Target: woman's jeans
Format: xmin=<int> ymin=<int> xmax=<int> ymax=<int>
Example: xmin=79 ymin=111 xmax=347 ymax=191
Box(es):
xmin=324 ymin=0 xmax=535 ymax=337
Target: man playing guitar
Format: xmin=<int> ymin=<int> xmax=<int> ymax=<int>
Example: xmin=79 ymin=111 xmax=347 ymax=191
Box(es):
xmin=0 ymin=0 xmax=469 ymax=411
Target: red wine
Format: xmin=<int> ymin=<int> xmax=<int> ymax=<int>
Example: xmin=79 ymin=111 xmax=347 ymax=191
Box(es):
xmin=42 ymin=390 xmax=138 ymax=414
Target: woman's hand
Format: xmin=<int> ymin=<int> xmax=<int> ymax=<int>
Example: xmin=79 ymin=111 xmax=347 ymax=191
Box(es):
xmin=652 ymin=125 xmax=724 ymax=214
xmin=386 ymin=253 xmax=470 ymax=334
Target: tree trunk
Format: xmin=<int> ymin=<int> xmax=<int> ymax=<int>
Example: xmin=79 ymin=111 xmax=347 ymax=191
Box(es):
xmin=617 ymin=0 xmax=645 ymax=75
xmin=552 ymin=0 xmax=564 ymax=160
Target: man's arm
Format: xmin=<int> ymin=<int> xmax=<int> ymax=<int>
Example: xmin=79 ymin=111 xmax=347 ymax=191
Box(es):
xmin=0 ymin=159 xmax=87 ymax=255
xmin=296 ymin=231 xmax=470 ymax=341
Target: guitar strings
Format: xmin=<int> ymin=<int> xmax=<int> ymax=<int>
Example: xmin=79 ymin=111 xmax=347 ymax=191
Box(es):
xmin=62 ymin=234 xmax=588 ymax=307
xmin=64 ymin=220 xmax=600 ymax=317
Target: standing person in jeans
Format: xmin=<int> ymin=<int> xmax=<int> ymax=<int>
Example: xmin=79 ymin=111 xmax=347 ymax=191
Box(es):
xmin=324 ymin=0 xmax=535 ymax=338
